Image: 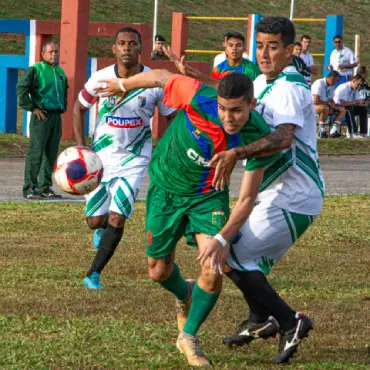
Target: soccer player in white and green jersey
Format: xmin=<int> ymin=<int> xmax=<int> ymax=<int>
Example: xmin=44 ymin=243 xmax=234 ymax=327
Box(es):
xmin=73 ymin=27 xmax=176 ymax=289
xmin=200 ymin=17 xmax=324 ymax=364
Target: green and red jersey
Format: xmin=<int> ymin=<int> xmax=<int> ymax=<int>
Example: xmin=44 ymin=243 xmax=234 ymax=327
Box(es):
xmin=149 ymin=75 xmax=279 ymax=196
xmin=211 ymin=59 xmax=261 ymax=81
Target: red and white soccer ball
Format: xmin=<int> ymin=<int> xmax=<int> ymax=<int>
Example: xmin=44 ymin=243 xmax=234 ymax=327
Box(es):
xmin=54 ymin=146 xmax=103 ymax=195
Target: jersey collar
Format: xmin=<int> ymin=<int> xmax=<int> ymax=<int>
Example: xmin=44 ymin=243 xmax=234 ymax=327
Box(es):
xmin=114 ymin=64 xmax=144 ymax=78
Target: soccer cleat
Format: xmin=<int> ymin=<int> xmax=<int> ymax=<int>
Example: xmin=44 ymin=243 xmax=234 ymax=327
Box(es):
xmin=93 ymin=228 xmax=105 ymax=249
xmin=176 ymin=279 xmax=196 ymax=332
xmin=272 ymin=313 xmax=313 ymax=364
xmin=222 ymin=316 xmax=279 ymax=347
xmin=329 ymin=132 xmax=344 ymax=138
xmin=84 ymin=272 xmax=103 ymax=289
xmin=40 ymin=187 xmax=62 ymax=199
xmin=176 ymin=332 xmax=210 ymax=367
xmin=23 ymin=188 xmax=43 ymax=200
xmin=318 ymin=131 xmax=328 ymax=139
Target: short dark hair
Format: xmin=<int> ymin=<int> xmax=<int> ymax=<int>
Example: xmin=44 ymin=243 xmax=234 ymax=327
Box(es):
xmin=327 ymin=70 xmax=340 ymax=79
xmin=218 ymin=73 xmax=254 ymax=102
xmin=256 ymin=16 xmax=296 ymax=47
xmin=115 ymin=27 xmax=142 ymax=45
xmin=301 ymin=35 xmax=311 ymax=41
xmin=352 ymin=74 xmax=364 ymax=83
xmin=333 ymin=35 xmax=343 ymax=41
xmin=42 ymin=41 xmax=58 ymax=53
xmin=357 ymin=66 xmax=368 ymax=75
xmin=293 ymin=42 xmax=302 ymax=47
xmin=225 ymin=32 xmax=245 ymax=44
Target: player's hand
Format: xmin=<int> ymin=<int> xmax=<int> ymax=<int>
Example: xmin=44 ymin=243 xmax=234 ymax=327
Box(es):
xmin=95 ymin=79 xmax=127 ymax=103
xmin=337 ymin=64 xmax=344 ymax=70
xmin=163 ymin=45 xmax=189 ymax=76
xmin=33 ymin=108 xmax=47 ymax=120
xmin=326 ymin=65 xmax=333 ymax=70
xmin=197 ymin=238 xmax=230 ymax=275
xmin=207 ymin=149 xmax=237 ymax=191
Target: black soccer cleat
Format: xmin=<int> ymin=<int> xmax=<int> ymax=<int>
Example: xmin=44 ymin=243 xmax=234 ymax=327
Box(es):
xmin=222 ymin=316 xmax=279 ymax=348
xmin=272 ymin=313 xmax=313 ymax=364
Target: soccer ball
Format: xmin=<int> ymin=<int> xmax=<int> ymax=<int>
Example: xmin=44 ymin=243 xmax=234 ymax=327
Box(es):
xmin=54 ymin=146 xmax=103 ymax=195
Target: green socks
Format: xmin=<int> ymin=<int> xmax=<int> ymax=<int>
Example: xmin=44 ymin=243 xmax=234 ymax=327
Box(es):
xmin=183 ymin=283 xmax=220 ymax=336
xmin=159 ymin=262 xmax=189 ymax=300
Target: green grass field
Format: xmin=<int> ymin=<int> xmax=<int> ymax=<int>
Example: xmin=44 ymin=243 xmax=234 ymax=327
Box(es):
xmin=1 ymin=197 xmax=369 ymax=369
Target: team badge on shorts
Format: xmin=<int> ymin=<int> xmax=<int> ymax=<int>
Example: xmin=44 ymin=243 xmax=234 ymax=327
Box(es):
xmin=138 ymin=96 xmax=146 ymax=107
xmin=212 ymin=210 xmax=225 ymax=227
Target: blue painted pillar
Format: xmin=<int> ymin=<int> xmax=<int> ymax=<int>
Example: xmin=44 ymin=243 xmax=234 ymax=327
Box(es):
xmin=247 ymin=14 xmax=264 ymax=64
xmin=324 ymin=15 xmax=344 ymax=76
xmin=0 ymin=67 xmax=18 ymax=133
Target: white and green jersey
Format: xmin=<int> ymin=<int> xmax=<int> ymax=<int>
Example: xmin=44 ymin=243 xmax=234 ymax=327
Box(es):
xmin=253 ymin=66 xmax=325 ymax=215
xmin=79 ymin=64 xmax=176 ymax=182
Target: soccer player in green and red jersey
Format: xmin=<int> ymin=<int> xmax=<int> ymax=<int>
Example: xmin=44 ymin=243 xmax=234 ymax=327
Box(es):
xmin=96 ymin=70 xmax=279 ymax=367
xmin=211 ymin=32 xmax=261 ymax=81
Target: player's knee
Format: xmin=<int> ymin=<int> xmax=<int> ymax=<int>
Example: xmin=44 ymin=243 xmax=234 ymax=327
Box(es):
xmin=108 ymin=212 xmax=126 ymax=228
xmin=199 ymin=260 xmax=223 ymax=293
xmin=148 ymin=258 xmax=172 ymax=282
xmin=86 ymin=216 xmax=105 ymax=230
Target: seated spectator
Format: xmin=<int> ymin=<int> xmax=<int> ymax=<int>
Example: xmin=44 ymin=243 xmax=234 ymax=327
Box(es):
xmin=356 ymin=66 xmax=370 ymax=137
xmin=333 ymin=74 xmax=369 ymax=138
xmin=311 ymin=71 xmax=346 ymax=138
xmin=213 ymin=32 xmax=249 ymax=67
xmin=292 ymin=42 xmax=311 ymax=82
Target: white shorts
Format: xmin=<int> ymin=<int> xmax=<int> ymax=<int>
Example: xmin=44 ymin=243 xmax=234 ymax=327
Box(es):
xmin=85 ymin=170 xmax=145 ymax=218
xmin=227 ymin=202 xmax=317 ymax=275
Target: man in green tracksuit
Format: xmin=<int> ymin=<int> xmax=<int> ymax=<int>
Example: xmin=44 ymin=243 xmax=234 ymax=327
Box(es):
xmin=17 ymin=41 xmax=68 ymax=199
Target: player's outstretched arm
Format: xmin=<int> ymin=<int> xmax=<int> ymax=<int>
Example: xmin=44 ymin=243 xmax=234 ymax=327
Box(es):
xmin=197 ymin=168 xmax=264 ymax=275
xmin=95 ymin=70 xmax=173 ymax=98
xmin=209 ymin=125 xmax=295 ymax=190
xmin=163 ymin=46 xmax=219 ymax=89
xmin=73 ymin=98 xmax=88 ymax=147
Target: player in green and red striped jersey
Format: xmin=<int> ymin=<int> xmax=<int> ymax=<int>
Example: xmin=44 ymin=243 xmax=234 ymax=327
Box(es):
xmin=211 ymin=32 xmax=261 ymax=81
xmin=96 ymin=70 xmax=280 ymax=367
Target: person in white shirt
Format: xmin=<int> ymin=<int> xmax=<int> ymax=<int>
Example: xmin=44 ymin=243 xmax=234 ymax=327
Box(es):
xmin=73 ymin=27 xmax=176 ymax=289
xmin=311 ymin=70 xmax=346 ymax=138
xmin=333 ymin=74 xmax=367 ymax=138
xmin=328 ymin=35 xmax=358 ymax=87
xmin=213 ymin=32 xmax=249 ymax=67
xmin=300 ymin=35 xmax=317 ymax=85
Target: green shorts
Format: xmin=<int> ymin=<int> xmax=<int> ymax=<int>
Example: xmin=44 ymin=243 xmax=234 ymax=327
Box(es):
xmin=145 ymin=183 xmax=230 ymax=259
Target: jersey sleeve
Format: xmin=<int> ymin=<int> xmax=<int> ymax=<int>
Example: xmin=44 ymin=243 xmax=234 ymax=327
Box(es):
xmin=163 ymin=74 xmax=202 ymax=110
xmin=78 ymin=73 xmax=99 ymax=109
xmin=154 ymin=88 xmax=177 ymax=116
xmin=211 ymin=68 xmax=222 ymax=80
xmin=270 ymin=83 xmax=305 ymax=128
xmin=245 ymin=152 xmax=282 ymax=171
xmin=311 ymin=81 xmax=323 ymax=98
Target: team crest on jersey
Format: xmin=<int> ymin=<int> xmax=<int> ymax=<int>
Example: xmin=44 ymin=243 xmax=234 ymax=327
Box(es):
xmin=192 ymin=128 xmax=202 ymax=139
xmin=138 ymin=96 xmax=146 ymax=108
xmin=256 ymin=102 xmax=266 ymax=116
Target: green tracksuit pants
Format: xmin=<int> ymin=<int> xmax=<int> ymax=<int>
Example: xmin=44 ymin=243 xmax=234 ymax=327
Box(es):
xmin=23 ymin=112 xmax=62 ymax=193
